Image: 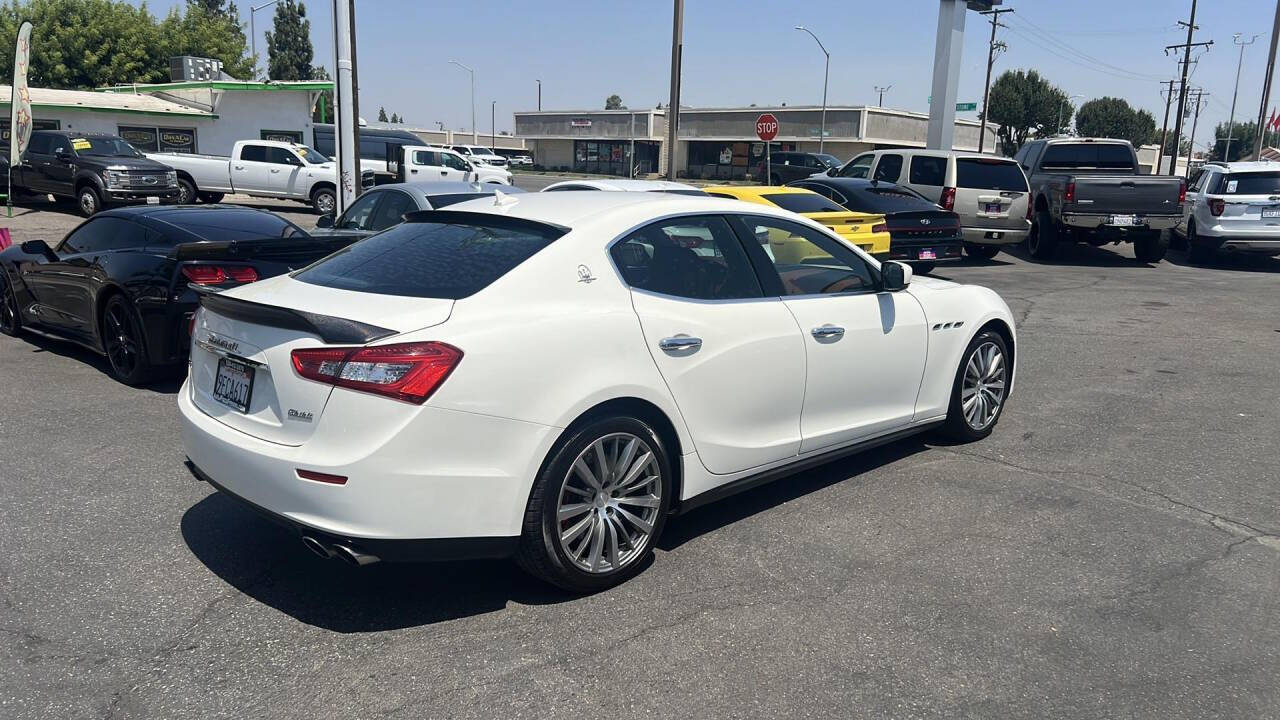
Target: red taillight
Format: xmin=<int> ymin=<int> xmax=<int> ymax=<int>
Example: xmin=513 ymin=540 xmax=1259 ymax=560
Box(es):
xmin=296 ymin=469 xmax=348 ymax=485
xmin=290 ymin=342 xmax=463 ymax=404
xmin=181 ymin=265 xmax=259 ymax=285
xmin=1209 ymin=198 xmax=1225 ymax=216
xmin=940 ymin=186 xmax=956 ymax=211
xmin=872 ymin=223 xmax=888 ymax=234
xmin=1026 ymin=200 xmax=1034 ymax=220
xmin=1065 ymin=181 xmax=1076 ymax=204
xmin=1178 ymin=180 xmax=1186 ymax=205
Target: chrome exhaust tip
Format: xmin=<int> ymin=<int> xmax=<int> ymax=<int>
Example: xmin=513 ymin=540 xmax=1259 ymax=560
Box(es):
xmin=301 ymin=535 xmax=335 ymax=560
xmin=332 ymin=543 xmax=380 ymax=567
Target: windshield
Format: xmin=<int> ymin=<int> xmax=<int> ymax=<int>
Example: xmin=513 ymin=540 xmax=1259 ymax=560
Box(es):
xmin=762 ymin=192 xmax=846 ymax=213
xmin=844 ymin=185 xmax=940 ymax=214
xmin=293 ymin=145 xmax=329 ymax=165
xmin=815 ymin=154 xmax=841 ymax=168
xmin=956 ymin=159 xmax=1029 ymax=191
xmin=1217 ymin=172 xmax=1280 ymax=195
xmin=1040 ymin=143 xmax=1134 ymax=170
xmin=74 ymin=137 xmax=144 ymax=158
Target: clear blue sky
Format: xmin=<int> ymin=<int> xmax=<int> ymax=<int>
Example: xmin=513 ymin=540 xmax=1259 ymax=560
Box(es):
xmin=142 ymin=0 xmax=1276 ymax=152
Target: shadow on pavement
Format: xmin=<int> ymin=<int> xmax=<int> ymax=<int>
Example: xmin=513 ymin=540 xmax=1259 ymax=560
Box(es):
xmin=9 ymin=329 xmax=183 ymax=393
xmin=1000 ymin=240 xmax=1156 ymax=268
xmin=1164 ymin=247 xmax=1280 ymax=274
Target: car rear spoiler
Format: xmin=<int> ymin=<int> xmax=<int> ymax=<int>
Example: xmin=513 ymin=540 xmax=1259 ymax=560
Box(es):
xmin=173 ymin=234 xmax=362 ymax=262
xmin=191 ymin=284 xmax=396 ymax=345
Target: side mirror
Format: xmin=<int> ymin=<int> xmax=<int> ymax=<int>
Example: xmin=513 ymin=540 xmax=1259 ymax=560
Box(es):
xmin=881 ymin=261 xmax=912 ymax=292
xmin=826 ymin=167 xmax=837 ymax=177
xmin=21 ymin=240 xmax=57 ymax=260
xmin=314 ymin=214 xmax=335 ymax=229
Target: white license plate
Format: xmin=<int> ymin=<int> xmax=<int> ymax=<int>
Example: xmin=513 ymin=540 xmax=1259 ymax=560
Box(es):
xmin=984 ymin=202 xmax=1001 ymax=213
xmin=1110 ymin=214 xmax=1136 ymax=226
xmin=146 ymin=196 xmax=160 ymax=205
xmin=1262 ymin=207 xmax=1280 ymax=218
xmin=212 ymin=358 xmax=254 ymax=413
xmin=918 ymin=249 xmax=937 ymax=260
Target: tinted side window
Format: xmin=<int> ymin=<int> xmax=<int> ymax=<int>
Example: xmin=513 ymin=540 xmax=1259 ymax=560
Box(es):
xmin=740 ymin=216 xmax=876 ymax=296
xmin=266 ymin=147 xmax=301 ymax=165
xmin=368 ymin=190 xmax=417 ymax=231
xmin=412 ymin=150 xmax=438 ymax=166
xmin=955 ymin=159 xmax=1028 ymax=191
xmin=610 ymin=215 xmax=762 ymax=301
xmin=313 ymin=132 xmax=335 ymax=157
xmin=359 ymin=139 xmax=387 ymax=160
xmin=28 ymin=133 xmax=52 ymax=155
xmin=59 ymin=217 xmax=145 ymax=254
xmin=337 ymin=191 xmax=381 ymax=230
xmin=239 ymin=144 xmax=269 ymax=162
xmin=1186 ymin=169 xmax=1205 ymax=192
xmin=1040 ymin=143 xmax=1135 ymax=170
xmin=839 ymin=154 xmax=874 ymax=179
xmin=1020 ymin=142 xmax=1043 ymax=171
xmin=442 ymin=153 xmax=469 ymax=171
xmin=908 ymin=155 xmax=947 ymax=185
xmin=873 ymin=154 xmax=903 ymax=182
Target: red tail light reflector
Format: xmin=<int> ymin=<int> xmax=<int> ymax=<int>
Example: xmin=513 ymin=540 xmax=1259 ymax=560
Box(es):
xmin=872 ymin=223 xmax=888 ymax=234
xmin=290 ymin=342 xmax=463 ymax=404
xmin=1209 ymin=198 xmax=1225 ymax=216
xmin=1026 ymin=200 xmax=1034 ymax=220
xmin=296 ymin=469 xmax=348 ymax=485
xmin=227 ymin=266 xmax=259 ymax=283
xmin=181 ymin=265 xmax=259 ymax=285
xmin=1178 ymin=180 xmax=1186 ymax=205
xmin=940 ymin=186 xmax=956 ymax=211
xmin=1065 ymin=181 xmax=1076 ymax=204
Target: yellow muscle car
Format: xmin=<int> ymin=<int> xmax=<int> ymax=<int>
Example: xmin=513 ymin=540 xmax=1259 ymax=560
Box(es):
xmin=702 ymin=185 xmax=891 ymax=258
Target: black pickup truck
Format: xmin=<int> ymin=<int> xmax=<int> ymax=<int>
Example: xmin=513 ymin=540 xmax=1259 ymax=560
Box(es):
xmin=1014 ymin=138 xmax=1184 ymax=263
xmin=3 ymin=130 xmax=180 ymax=216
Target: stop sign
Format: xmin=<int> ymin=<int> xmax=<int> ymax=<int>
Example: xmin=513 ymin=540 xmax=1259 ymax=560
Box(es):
xmin=755 ymin=113 xmax=779 ymax=142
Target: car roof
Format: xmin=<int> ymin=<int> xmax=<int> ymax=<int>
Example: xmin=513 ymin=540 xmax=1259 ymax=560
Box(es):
xmin=1208 ymin=161 xmax=1279 ymax=173
xmin=542 ymin=179 xmax=702 ymax=192
xmin=368 ymin=181 xmax=527 ymax=197
xmin=794 ymin=177 xmax=894 ymax=191
xmin=702 ymin=185 xmax=817 ymax=200
xmin=444 ymin=189 xmax=800 ymax=228
xmin=99 ymin=205 xmax=301 ymax=240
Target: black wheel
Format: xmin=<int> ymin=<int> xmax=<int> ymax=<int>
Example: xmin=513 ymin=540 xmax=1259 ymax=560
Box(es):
xmin=77 ymin=186 xmax=102 ymax=217
xmin=197 ymin=191 xmax=224 ymax=204
xmin=912 ymin=261 xmax=937 ymax=275
xmin=964 ymin=242 xmax=1001 ymax=260
xmin=1132 ymin=230 xmax=1168 ymax=264
xmin=516 ymin=415 xmax=673 ymax=592
xmin=101 ymin=295 xmax=153 ymax=386
xmin=941 ymin=329 xmax=1011 ymax=442
xmin=0 ymin=272 xmax=22 ymax=337
xmin=311 ymin=187 xmax=337 ymax=215
xmin=175 ymin=177 xmax=197 ymax=205
xmin=1185 ymin=221 xmax=1215 ymax=264
xmin=1027 ymin=208 xmax=1058 ymax=260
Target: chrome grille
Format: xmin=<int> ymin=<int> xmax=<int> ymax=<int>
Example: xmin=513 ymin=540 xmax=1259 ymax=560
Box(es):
xmin=117 ymin=173 xmax=173 ymax=189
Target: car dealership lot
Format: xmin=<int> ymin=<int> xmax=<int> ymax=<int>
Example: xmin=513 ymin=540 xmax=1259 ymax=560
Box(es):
xmin=2 ymin=211 xmax=1280 ymax=717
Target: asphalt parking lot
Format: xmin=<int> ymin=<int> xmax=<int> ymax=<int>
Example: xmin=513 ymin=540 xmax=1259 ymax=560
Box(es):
xmin=2 ymin=194 xmax=1279 ymax=718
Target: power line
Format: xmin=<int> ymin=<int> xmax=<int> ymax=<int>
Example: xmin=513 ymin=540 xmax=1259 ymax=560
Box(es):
xmin=1165 ymin=0 xmax=1212 ymax=178
xmin=1002 ymin=27 xmax=1167 ymax=84
xmin=1008 ymin=14 xmax=1167 ymax=81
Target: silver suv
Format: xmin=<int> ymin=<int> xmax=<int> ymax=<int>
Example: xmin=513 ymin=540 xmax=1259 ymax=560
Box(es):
xmin=1180 ymin=161 xmax=1280 ymax=262
xmin=831 ymin=149 xmax=1031 ymax=258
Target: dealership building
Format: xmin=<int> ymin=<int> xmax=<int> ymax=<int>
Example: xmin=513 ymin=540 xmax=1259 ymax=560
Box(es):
xmin=514 ymin=105 xmax=998 ymax=179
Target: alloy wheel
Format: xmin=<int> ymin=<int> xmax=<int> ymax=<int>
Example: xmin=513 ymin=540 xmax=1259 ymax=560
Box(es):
xmin=79 ymin=190 xmax=98 ymax=216
xmin=314 ymin=191 xmax=335 ymax=215
xmin=103 ymin=303 xmax=139 ymax=379
xmin=961 ymin=341 xmax=1007 ymax=430
xmin=555 ymin=432 xmax=663 ymax=575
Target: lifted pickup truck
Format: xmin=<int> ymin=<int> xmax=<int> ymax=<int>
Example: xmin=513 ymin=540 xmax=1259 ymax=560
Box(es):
xmin=1015 ymin=138 xmax=1184 ymax=263
xmin=3 ymin=131 xmax=179 ymax=216
xmin=148 ymin=139 xmax=374 ymax=214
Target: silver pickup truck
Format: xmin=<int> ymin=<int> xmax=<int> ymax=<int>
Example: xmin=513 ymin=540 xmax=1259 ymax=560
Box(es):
xmin=1015 ymin=138 xmax=1184 ymax=263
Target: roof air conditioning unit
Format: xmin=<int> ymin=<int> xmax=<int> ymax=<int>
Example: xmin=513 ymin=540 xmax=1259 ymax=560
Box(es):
xmin=169 ymin=56 xmax=226 ymax=82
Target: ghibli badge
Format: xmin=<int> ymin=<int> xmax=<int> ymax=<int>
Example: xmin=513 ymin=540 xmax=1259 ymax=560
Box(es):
xmin=206 ymin=334 xmax=239 ymax=354
xmin=287 ymin=409 xmax=314 ymax=423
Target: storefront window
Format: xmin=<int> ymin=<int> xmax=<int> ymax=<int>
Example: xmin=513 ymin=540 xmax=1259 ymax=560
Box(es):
xmin=686 ymin=140 xmax=793 ymax=180
xmin=261 ymin=129 xmax=304 ymax=144
xmin=1 ymin=118 xmax=59 ymax=143
xmin=118 ymin=126 xmax=197 ymax=153
xmin=573 ymin=140 xmax=658 ymax=176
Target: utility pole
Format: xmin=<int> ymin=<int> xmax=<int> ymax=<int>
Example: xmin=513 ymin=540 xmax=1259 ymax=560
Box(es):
xmin=1185 ymin=88 xmax=1207 ymax=177
xmin=977 ymin=7 xmax=1013 ymax=155
xmin=536 ymin=79 xmax=542 ymax=111
xmin=1165 ymin=0 xmax=1211 ymax=176
xmin=665 ymin=0 xmax=684 ymax=180
xmin=331 ymin=0 xmax=359 ymax=214
xmin=874 ymin=85 xmax=892 ymax=107
xmin=1254 ymin=0 xmax=1280 ymax=158
xmin=491 ymin=100 xmax=496 ymax=150
xmin=449 ymin=60 xmax=477 ymax=144
xmin=1224 ymin=34 xmax=1258 ymax=162
xmin=1157 ymin=79 xmax=1177 ymax=173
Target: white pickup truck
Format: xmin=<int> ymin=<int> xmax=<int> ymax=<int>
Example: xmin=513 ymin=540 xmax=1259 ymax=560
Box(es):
xmin=148 ymin=139 xmax=374 ymax=214
xmin=401 ymin=145 xmax=513 ymax=185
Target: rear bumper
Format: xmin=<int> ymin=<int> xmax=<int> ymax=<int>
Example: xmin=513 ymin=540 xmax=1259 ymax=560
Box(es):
xmin=962 ymin=225 xmax=1030 ymax=245
xmin=1062 ymin=212 xmax=1180 ymax=231
xmin=178 ymin=380 xmax=557 ymax=548
xmin=1195 ymin=235 xmax=1280 ymax=254
xmin=887 ymin=236 xmax=964 ymax=263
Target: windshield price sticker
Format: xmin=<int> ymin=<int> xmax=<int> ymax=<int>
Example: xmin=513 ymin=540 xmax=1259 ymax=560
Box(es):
xmin=71 ymin=138 xmax=91 ymax=151
xmin=1226 ymin=180 xmax=1238 ymax=193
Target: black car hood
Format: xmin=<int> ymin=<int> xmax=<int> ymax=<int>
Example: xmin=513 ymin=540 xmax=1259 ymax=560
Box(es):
xmin=75 ymin=155 xmax=173 ymax=172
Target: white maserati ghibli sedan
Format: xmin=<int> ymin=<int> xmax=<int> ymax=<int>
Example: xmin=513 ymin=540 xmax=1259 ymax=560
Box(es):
xmin=179 ymin=191 xmax=1016 ymax=591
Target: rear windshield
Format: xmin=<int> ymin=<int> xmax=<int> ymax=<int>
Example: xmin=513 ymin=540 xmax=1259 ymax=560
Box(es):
xmin=424 ymin=192 xmax=492 ymax=209
xmin=293 ymin=217 xmax=562 ymax=298
xmin=1039 ymin=143 xmax=1134 ymax=170
xmin=1216 ymin=172 xmax=1280 ymax=195
xmin=956 ymin=159 xmax=1029 ymax=191
xmin=160 ymin=208 xmax=304 ymax=241
xmin=762 ymin=192 xmax=846 ymax=213
xmin=844 ymin=185 xmax=939 ymax=213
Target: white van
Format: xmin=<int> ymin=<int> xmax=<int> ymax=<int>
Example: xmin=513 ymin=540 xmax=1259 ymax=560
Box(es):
xmin=402 ymin=146 xmax=512 ymax=184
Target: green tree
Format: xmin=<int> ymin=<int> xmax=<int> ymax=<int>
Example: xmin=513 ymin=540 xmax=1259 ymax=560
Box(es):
xmin=187 ymin=0 xmax=230 ymax=14
xmin=310 ymin=64 xmax=333 ymax=122
xmin=987 ymin=69 xmax=1070 ymax=156
xmin=390 ymin=113 xmax=401 ymax=123
xmin=605 ymin=94 xmax=625 ymax=110
xmin=1076 ymin=97 xmax=1157 ymax=147
xmin=377 ymin=106 xmax=388 ymax=122
xmin=159 ymin=3 xmax=255 ymax=80
xmin=0 ymin=0 xmax=166 ymax=88
xmin=1210 ymin=121 xmax=1258 ymax=162
xmin=265 ymin=0 xmax=313 ymax=81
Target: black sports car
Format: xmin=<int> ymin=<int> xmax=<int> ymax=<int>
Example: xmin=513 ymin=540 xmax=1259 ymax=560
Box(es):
xmin=0 ymin=205 xmax=359 ymax=385
xmin=788 ymin=177 xmax=964 ymax=273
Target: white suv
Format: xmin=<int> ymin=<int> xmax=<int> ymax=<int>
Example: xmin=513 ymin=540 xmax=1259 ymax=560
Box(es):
xmin=1179 ymin=161 xmax=1280 ymax=263
xmin=447 ymin=144 xmax=508 ymax=168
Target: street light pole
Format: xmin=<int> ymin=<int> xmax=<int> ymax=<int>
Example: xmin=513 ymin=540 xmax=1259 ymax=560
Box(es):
xmin=874 ymin=85 xmax=892 ymax=107
xmin=795 ymin=26 xmax=829 ymax=154
xmin=537 ymin=79 xmax=542 ymax=111
xmin=491 ymin=100 xmax=496 ymax=150
xmin=1255 ymin=0 xmax=1280 ymax=158
xmin=1225 ymin=33 xmax=1259 ymax=161
xmin=250 ymin=0 xmax=280 ymax=81
xmin=450 ymin=60 xmax=476 ymax=144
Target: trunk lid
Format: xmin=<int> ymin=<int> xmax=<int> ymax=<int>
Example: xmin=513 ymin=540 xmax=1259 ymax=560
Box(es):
xmin=884 ymin=210 xmax=961 ymax=242
xmin=1069 ymin=176 xmax=1182 ymax=216
xmin=189 ymin=276 xmax=454 ymax=445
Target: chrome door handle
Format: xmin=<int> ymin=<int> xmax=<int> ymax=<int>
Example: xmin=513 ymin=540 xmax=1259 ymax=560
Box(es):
xmin=659 ymin=335 xmax=702 ymax=351
xmin=811 ymin=325 xmax=845 ymax=339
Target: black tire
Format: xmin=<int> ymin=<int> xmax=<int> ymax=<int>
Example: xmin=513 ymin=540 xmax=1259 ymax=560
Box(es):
xmin=197 ymin=191 xmax=224 ymax=204
xmin=964 ymin=242 xmax=1001 ymax=260
xmin=175 ymin=177 xmax=197 ymax=205
xmin=516 ymin=414 xmax=673 ymax=593
xmin=77 ymin=185 xmax=102 ymax=217
xmin=941 ymin=328 xmax=1011 ymax=442
xmin=100 ymin=295 xmax=154 ymax=386
xmin=1027 ymin=208 xmax=1059 ymax=260
xmin=1185 ymin=221 xmax=1215 ymax=264
xmin=1132 ymin=230 xmax=1168 ymax=264
xmin=311 ymin=187 xmax=337 ymax=215
xmin=0 ymin=272 xmax=22 ymax=337
xmin=912 ymin=261 xmax=937 ymax=275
